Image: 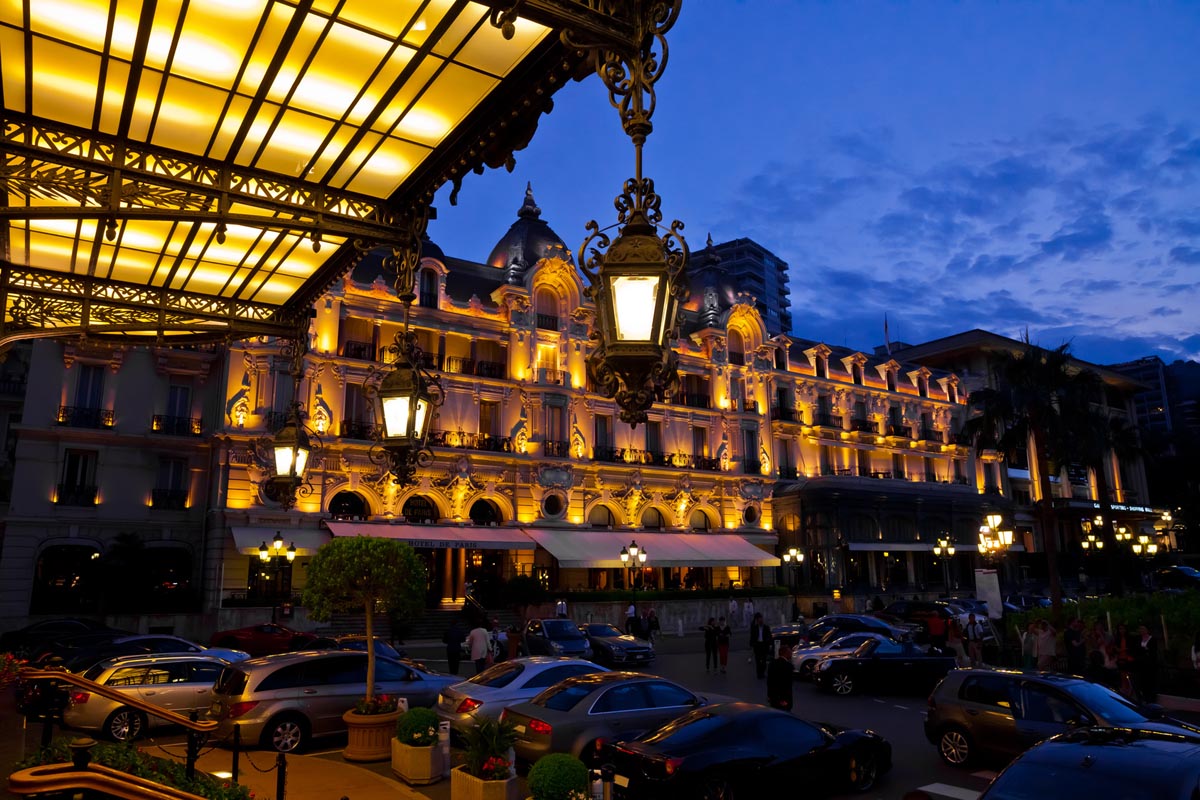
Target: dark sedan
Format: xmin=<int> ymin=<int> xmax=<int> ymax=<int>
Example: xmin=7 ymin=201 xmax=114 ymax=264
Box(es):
xmin=1 ymin=619 xmax=125 ymax=658
xmin=605 ymin=702 xmax=891 ymax=797
xmin=798 ymin=614 xmax=914 ymax=647
xmin=814 ymin=638 xmax=958 ymax=696
xmin=521 ymin=618 xmax=592 ymax=660
xmin=579 ymin=623 xmax=654 ymax=668
xmin=309 ymin=634 xmax=407 ymax=660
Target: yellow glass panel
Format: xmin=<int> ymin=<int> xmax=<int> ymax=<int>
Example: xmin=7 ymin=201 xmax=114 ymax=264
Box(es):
xmin=373 ymin=54 xmax=441 ymax=135
xmin=429 ymin=5 xmax=483 ymax=61
xmin=342 ymin=135 xmax=426 ymax=197
xmin=407 ymin=62 xmax=496 ymax=145
xmin=208 ymin=94 xmax=250 ymax=161
xmin=319 ymin=0 xmax=422 ymax=40
xmin=108 ymin=220 xmax=173 ymax=252
xmin=31 ymin=40 xmax=101 ymax=128
xmin=27 ymin=0 xmax=137 ymax=58
xmin=291 ymin=21 xmax=392 ymax=123
xmin=152 ymin=76 xmax=228 ymax=152
xmin=25 ymin=229 xmax=80 ymax=271
xmin=26 ymin=218 xmax=97 ymax=240
xmin=403 ymin=0 xmax=456 ymax=48
xmin=235 ymin=105 xmax=334 ymax=175
xmin=98 ymin=58 xmax=130 ymax=134
xmin=239 ymin=5 xmax=297 ymax=94
xmin=453 ymin=15 xmax=548 ymax=76
xmin=150 ymin=0 xmax=261 ymax=85
xmin=0 ymin=28 xmax=26 ymax=113
xmin=127 ymin=68 xmax=164 ymax=141
xmin=265 ymin=14 xmax=326 ymax=106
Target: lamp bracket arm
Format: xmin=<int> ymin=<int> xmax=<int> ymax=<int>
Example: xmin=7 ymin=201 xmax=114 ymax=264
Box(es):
xmin=382 ymin=204 xmax=432 ymax=304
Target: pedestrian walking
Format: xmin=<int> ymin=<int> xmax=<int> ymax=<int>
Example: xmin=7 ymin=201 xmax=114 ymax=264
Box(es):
xmin=647 ymin=609 xmax=661 ymax=644
xmin=1020 ymin=622 xmax=1037 ymax=669
xmin=1035 ymin=620 xmax=1057 ymax=670
xmin=728 ymin=596 xmax=738 ymax=625
xmin=767 ymin=644 xmax=794 ymax=712
xmin=701 ymin=617 xmax=719 ymax=672
xmin=964 ymin=613 xmax=985 ymax=668
xmin=749 ymin=612 xmax=773 ymax=679
xmin=466 ymin=621 xmax=491 ymax=675
xmin=947 ymin=618 xmax=967 ymax=667
xmin=743 ymin=598 xmax=755 ymax=628
xmin=555 ymin=597 xmax=568 ymax=619
xmin=716 ymin=616 xmax=732 ymax=674
xmin=1135 ymin=623 xmax=1158 ymax=702
xmin=442 ymin=618 xmax=465 ymax=676
xmin=1064 ymin=618 xmax=1086 ymax=675
xmin=927 ymin=612 xmax=947 ymax=653
xmin=625 ymin=601 xmax=637 ymax=635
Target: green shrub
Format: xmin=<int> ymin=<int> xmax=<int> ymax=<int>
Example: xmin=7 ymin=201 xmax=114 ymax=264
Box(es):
xmin=395 ymin=706 xmax=440 ymax=747
xmin=16 ymin=739 xmax=251 ymax=800
xmin=528 ymin=753 xmax=590 ymax=800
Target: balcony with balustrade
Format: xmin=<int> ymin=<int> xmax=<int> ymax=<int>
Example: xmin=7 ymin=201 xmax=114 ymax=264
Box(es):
xmin=849 ymin=417 xmax=876 ymax=434
xmin=428 ymin=429 xmax=513 ymax=452
xmin=811 ymin=412 xmax=843 ymax=431
xmin=342 ymin=340 xmax=374 ymax=360
xmin=55 ymin=483 xmax=97 ymax=506
xmin=57 ymin=407 xmax=113 ymax=429
xmin=676 ymin=392 xmax=711 ymax=410
xmin=542 ymin=439 xmax=570 ymax=458
xmin=151 ymin=415 xmax=203 ymax=436
xmin=340 ymin=420 xmax=379 ymax=440
xmin=536 ymin=313 xmax=559 ymax=331
xmin=886 ymin=423 xmax=913 ymax=439
xmin=151 ymin=488 xmax=189 ymax=510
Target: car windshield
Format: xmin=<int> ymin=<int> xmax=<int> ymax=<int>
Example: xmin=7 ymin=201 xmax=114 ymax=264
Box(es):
xmin=639 ymin=710 xmax=725 ymax=745
xmin=1063 ymin=683 xmax=1148 ymax=725
xmin=543 ymin=620 xmax=585 ymax=639
xmin=585 ymin=624 xmax=623 ymax=638
xmin=468 ymin=661 xmax=525 ymax=688
xmin=534 ymin=682 xmax=592 ymax=711
xmin=852 ymin=640 xmax=879 ymax=657
xmin=214 ymin=667 xmax=248 ymax=696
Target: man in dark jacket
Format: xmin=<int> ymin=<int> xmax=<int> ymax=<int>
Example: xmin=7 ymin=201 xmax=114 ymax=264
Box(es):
xmin=749 ymin=612 xmax=773 ymax=679
xmin=767 ymin=644 xmax=794 ymax=711
xmin=443 ymin=619 xmax=465 ymax=676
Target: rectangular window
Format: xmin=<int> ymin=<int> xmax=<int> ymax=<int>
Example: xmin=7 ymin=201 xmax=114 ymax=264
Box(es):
xmin=167 ymin=384 xmax=191 ymax=418
xmin=691 ymin=425 xmax=707 ymax=457
xmin=645 ymin=421 xmax=663 ymax=454
xmin=924 ymin=457 xmax=937 ymax=482
xmin=75 ymin=364 xmax=104 ymax=409
xmin=344 ymin=383 xmax=372 ymax=423
xmin=156 ymin=458 xmax=189 ymax=491
xmin=886 ymin=371 xmax=897 ymax=392
xmin=480 ymin=400 xmax=500 ymax=436
xmin=62 ymin=449 xmax=97 ymax=487
xmin=546 ymin=405 xmax=565 ymax=442
xmin=889 ymin=406 xmax=902 ymax=425
xmin=857 ymin=449 xmax=872 ymax=476
xmin=892 ymin=453 xmax=906 ymax=478
xmin=536 ymin=344 xmax=558 ymax=370
xmin=742 ymin=428 xmax=759 ymax=469
xmin=953 ymin=459 xmax=965 ymax=482
xmin=776 ymin=438 xmax=792 ymax=471
xmin=819 ymin=445 xmax=834 ymax=474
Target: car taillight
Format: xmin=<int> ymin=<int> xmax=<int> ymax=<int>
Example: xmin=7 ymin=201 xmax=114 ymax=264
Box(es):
xmin=529 ymin=718 xmax=552 ymax=735
xmin=228 ymin=701 xmax=260 ymax=719
xmin=456 ymin=697 xmax=482 ymax=714
xmin=664 ymin=757 xmax=683 ymax=777
xmin=69 ymin=691 xmax=90 ymax=705
xmin=498 ymin=710 xmax=508 ymax=723
xmin=927 ymin=691 xmax=937 ymax=710
xmin=592 ymin=738 xmax=607 ymax=757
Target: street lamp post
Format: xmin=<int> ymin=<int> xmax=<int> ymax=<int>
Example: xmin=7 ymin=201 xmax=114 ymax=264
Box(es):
xmin=258 ymin=531 xmax=297 ymax=622
xmin=782 ymin=546 xmax=805 ymax=594
xmin=933 ymin=536 xmax=956 ymax=589
xmin=619 ymin=540 xmax=648 ymax=591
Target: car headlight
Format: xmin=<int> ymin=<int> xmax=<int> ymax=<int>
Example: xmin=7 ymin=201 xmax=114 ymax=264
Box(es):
xmin=550 ymin=641 xmax=564 ymax=653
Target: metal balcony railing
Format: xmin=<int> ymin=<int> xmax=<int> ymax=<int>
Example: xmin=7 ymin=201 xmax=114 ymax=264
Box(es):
xmin=56 ymin=406 xmax=113 ymax=429
xmin=151 ymin=415 xmax=202 ymax=436
xmin=728 ymin=351 xmax=745 ymax=366
xmin=593 ymin=445 xmax=622 ymax=463
xmin=770 ymin=406 xmax=797 ymax=422
xmin=813 ymin=413 xmax=842 ymax=428
xmin=265 ymin=411 xmax=290 ymax=432
xmin=778 ymin=466 xmax=800 ymax=479
xmin=340 ymin=420 xmax=379 ymax=440
xmin=536 ymin=313 xmax=559 ymax=331
xmin=742 ymin=458 xmax=762 ymax=474
xmin=151 ymin=488 xmax=188 ymax=510
xmin=887 ymin=423 xmax=913 ymax=438
xmin=537 ymin=368 xmax=564 ymax=385
xmin=428 ymin=429 xmax=513 ymax=452
xmin=919 ymin=428 xmax=944 ymax=443
xmin=850 ymin=418 xmax=875 ymax=433
xmin=475 ymin=360 xmax=506 ymax=379
xmin=56 ymin=483 xmax=97 ymax=506
xmin=0 ymin=378 xmax=27 ymax=396
xmin=542 ymin=439 xmax=570 ymax=458
xmin=343 ymin=340 xmax=374 ymax=360
xmin=678 ymin=393 xmax=711 ymax=409
xmin=443 ymin=356 xmax=472 ymax=374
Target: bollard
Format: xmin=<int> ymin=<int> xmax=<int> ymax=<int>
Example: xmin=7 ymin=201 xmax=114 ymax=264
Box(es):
xmin=438 ymin=721 xmax=451 ymax=777
xmin=68 ymin=737 xmax=96 ymax=770
xmin=600 ymin=763 xmax=614 ymax=800
xmin=232 ymin=725 xmax=241 ymax=784
xmin=276 ymin=752 xmax=287 ymax=800
xmin=185 ymin=711 xmax=201 ymax=781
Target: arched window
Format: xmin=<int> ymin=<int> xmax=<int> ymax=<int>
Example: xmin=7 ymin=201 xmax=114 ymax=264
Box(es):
xmin=689 ymin=509 xmax=712 ymax=532
xmin=418 ymin=268 xmax=438 ymax=308
xmin=728 ymin=330 xmax=745 ymax=366
xmin=330 ymin=491 xmax=369 ymax=520
xmin=145 ymin=547 xmax=195 ymax=611
xmin=535 ymin=288 xmax=559 ymax=331
xmin=469 ymin=499 xmax=503 ymax=526
xmin=641 ymin=507 xmax=665 ymax=530
xmin=402 ymin=495 xmax=438 ymax=523
xmin=32 ymin=543 xmax=101 ymax=614
xmin=589 ymin=505 xmax=616 ymax=529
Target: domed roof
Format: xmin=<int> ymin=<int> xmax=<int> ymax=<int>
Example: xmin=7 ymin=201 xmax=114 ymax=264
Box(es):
xmin=485 ymin=184 xmax=573 ymax=284
xmin=349 ymin=236 xmax=444 ymax=284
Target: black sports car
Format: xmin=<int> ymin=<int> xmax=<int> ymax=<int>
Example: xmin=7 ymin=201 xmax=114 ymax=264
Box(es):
xmin=578 ymin=623 xmax=655 ymax=667
xmin=814 ymin=637 xmax=958 ymax=696
xmin=604 ymin=702 xmax=891 ymax=798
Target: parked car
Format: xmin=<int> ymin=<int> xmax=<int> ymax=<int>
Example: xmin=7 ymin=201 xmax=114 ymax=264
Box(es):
xmin=792 ymin=633 xmax=899 ymax=679
xmin=798 ymin=614 xmax=913 ymax=647
xmin=814 ymin=638 xmax=958 ymax=696
xmin=770 ymin=622 xmax=810 ymax=648
xmin=1004 ymin=594 xmax=1051 ymax=612
xmin=65 ymin=654 xmax=230 ymax=742
xmin=208 ymin=650 xmax=457 ymax=752
xmin=924 ymin=669 xmax=1200 ymax=767
xmin=308 ymin=634 xmax=407 ymax=660
xmin=1152 ymin=565 xmax=1200 ymax=591
xmin=436 ymin=657 xmax=606 ymax=739
xmin=521 ymin=618 xmax=592 ymax=660
xmin=209 ymin=623 xmax=318 ymax=657
xmin=1 ymin=619 xmax=125 ymax=658
xmin=604 ymin=702 xmax=892 ymax=797
xmin=882 ymin=600 xmax=972 ymax=634
xmin=502 ymin=672 xmax=725 ymax=767
xmin=40 ymin=634 xmax=249 ymax=672
xmin=578 ymin=623 xmax=654 ymax=667
xmin=977 ymin=727 xmax=1200 ymax=800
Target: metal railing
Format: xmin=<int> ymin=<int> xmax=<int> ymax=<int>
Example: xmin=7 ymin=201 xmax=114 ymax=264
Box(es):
xmin=342 ymin=340 xmax=374 ymax=360
xmin=919 ymin=428 xmax=944 ymax=443
xmin=728 ymin=351 xmax=745 ymax=366
xmin=56 ymin=406 xmax=113 ymax=429
xmin=813 ymin=413 xmax=842 ymax=428
xmin=770 ymin=406 xmax=797 ymax=422
xmin=340 ymin=419 xmax=378 ymax=440
xmin=887 ymin=423 xmax=912 ymax=437
xmin=475 ymin=360 xmax=506 ymax=379
xmin=742 ymin=458 xmax=762 ymax=474
xmin=151 ymin=488 xmax=188 ymax=510
xmin=778 ymin=466 xmax=800 ymax=479
xmin=55 ymin=484 xmax=97 ymax=506
xmin=536 ymin=313 xmax=559 ymax=331
xmin=428 ymin=429 xmax=513 ymax=452
xmin=151 ymin=415 xmax=202 ymax=436
xmin=678 ymin=392 xmax=711 ymax=409
xmin=537 ymin=368 xmax=564 ymax=385
xmin=850 ymin=417 xmax=875 ymax=433
xmin=542 ymin=439 xmax=570 ymax=458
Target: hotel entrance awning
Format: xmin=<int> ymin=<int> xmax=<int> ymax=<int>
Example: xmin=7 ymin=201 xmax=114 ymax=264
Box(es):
xmin=523 ymin=530 xmax=781 ymax=569
xmin=325 ymin=521 xmax=534 ymax=550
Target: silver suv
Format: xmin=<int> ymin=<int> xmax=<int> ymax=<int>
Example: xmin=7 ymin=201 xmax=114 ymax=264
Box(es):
xmin=209 ymin=650 xmax=457 ymax=752
xmin=66 ymin=653 xmax=229 ymax=742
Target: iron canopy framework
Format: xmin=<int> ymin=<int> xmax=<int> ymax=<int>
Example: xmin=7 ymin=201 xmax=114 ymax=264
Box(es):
xmin=0 ymin=0 xmax=647 ymax=347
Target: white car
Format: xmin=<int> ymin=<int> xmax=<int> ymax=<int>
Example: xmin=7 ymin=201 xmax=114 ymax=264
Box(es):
xmin=791 ymin=632 xmax=898 ymax=679
xmin=435 ymin=657 xmax=607 ymax=740
xmin=107 ymin=634 xmax=251 ymax=664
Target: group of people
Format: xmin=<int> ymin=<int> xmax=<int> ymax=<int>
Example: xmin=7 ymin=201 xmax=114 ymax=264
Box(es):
xmin=442 ymin=616 xmax=503 ymax=676
xmin=1018 ymin=617 xmax=1161 ymax=702
xmin=927 ymin=612 xmax=989 ymax=668
xmin=624 ymin=603 xmax=661 ymax=641
xmin=700 ymin=616 xmax=734 ymax=673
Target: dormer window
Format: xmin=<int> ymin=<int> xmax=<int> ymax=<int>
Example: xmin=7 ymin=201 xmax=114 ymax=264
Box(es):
xmin=887 ymin=372 xmax=897 ymax=392
xmin=918 ymin=376 xmax=928 ymax=398
xmin=947 ymin=383 xmax=958 ymax=403
xmin=418 ymin=268 xmax=438 ymax=308
xmin=852 ymin=364 xmax=864 ymax=385
xmin=816 ymin=354 xmax=828 ymax=379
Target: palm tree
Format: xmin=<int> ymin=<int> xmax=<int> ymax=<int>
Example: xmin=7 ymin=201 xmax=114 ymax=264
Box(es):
xmin=959 ymin=338 xmax=1080 ymax=618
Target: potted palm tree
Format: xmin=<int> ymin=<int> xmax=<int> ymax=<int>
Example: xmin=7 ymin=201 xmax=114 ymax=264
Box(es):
xmin=392 ymin=706 xmax=445 ymax=785
xmin=527 ymin=753 xmax=589 ymax=800
xmin=301 ymin=536 xmax=425 ymax=762
xmin=452 ymin=716 xmax=520 ymax=800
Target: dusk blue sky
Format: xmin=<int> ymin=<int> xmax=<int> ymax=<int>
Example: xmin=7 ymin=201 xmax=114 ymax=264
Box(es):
xmin=429 ymin=2 xmax=1200 ymax=367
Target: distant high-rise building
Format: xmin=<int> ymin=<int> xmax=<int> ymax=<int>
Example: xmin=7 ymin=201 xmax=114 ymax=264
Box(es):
xmin=1108 ymin=356 xmax=1173 ymax=438
xmin=689 ymin=238 xmax=792 ymax=336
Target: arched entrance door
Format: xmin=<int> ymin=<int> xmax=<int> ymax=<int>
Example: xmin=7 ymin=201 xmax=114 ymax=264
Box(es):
xmin=466 ymin=500 xmax=505 ymax=607
xmin=32 ymin=543 xmax=101 ymax=614
xmin=330 ymin=491 xmax=369 ymax=520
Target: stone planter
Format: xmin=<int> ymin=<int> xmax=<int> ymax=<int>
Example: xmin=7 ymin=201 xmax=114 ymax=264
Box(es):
xmin=450 ymin=765 xmax=520 ymax=800
xmin=342 ymin=708 xmax=404 ymax=762
xmin=391 ymin=739 xmax=445 ymax=785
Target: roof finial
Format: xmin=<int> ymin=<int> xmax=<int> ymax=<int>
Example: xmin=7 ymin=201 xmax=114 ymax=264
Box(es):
xmin=519 ymin=183 xmax=541 ymax=219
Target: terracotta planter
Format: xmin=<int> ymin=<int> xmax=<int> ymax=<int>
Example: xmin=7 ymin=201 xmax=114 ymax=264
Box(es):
xmin=450 ymin=765 xmax=520 ymax=800
xmin=342 ymin=708 xmax=404 ymax=762
xmin=391 ymin=739 xmax=445 ymax=785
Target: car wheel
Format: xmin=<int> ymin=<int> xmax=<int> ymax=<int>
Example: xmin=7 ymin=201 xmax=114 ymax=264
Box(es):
xmin=849 ymin=752 xmax=878 ymax=792
xmin=698 ymin=775 xmax=736 ymax=800
xmin=105 ymin=707 xmax=146 ymax=742
xmin=938 ymin=727 xmax=973 ymax=767
xmin=264 ymin=714 xmax=309 ymax=753
xmin=831 ymin=673 xmax=855 ymax=696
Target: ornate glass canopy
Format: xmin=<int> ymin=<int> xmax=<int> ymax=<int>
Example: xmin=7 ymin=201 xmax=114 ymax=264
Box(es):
xmin=0 ymin=0 xmax=645 ymax=347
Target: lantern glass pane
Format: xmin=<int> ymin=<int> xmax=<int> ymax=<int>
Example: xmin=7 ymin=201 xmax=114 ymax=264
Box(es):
xmin=274 ymin=443 xmax=294 ymax=475
xmin=414 ymin=398 xmax=429 ymax=438
xmin=611 ymin=275 xmax=660 ymax=341
xmin=294 ymin=445 xmax=309 ymax=477
xmin=382 ymin=394 xmax=412 ymax=440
